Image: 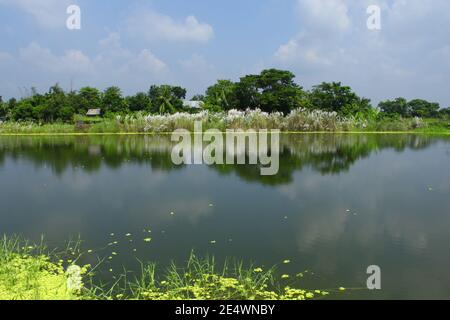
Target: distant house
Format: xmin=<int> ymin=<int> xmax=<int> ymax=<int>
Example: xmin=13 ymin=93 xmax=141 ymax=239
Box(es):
xmin=86 ymin=109 xmax=102 ymax=117
xmin=183 ymin=100 xmax=204 ymax=109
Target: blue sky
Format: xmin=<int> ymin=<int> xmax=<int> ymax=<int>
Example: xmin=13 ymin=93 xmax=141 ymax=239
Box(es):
xmin=0 ymin=0 xmax=449 ymax=107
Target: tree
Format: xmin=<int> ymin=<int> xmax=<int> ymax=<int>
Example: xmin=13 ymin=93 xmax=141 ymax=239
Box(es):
xmin=408 ymin=99 xmax=440 ymax=118
xmin=0 ymin=96 xmax=5 ymax=119
xmin=309 ymin=82 xmax=371 ymax=115
xmin=378 ymin=98 xmax=409 ymax=117
xmin=439 ymin=108 xmax=450 ymax=118
xmin=148 ymin=85 xmax=186 ymax=114
xmin=233 ymin=69 xmax=306 ymax=114
xmin=50 ymin=84 xmax=72 ymax=121
xmin=127 ymin=92 xmax=152 ymax=112
xmin=7 ymin=98 xmax=17 ymax=118
xmin=191 ymin=94 xmax=205 ymax=101
xmin=102 ymin=86 xmax=127 ymax=113
xmin=378 ymin=98 xmax=440 ymax=118
xmin=205 ymin=80 xmax=237 ymax=111
xmin=257 ymin=69 xmax=306 ymax=114
xmin=12 ymin=100 xmax=34 ymax=121
xmin=76 ymin=87 xmax=102 ymax=114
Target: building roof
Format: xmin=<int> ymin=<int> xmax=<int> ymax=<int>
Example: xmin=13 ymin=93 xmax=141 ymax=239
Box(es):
xmin=183 ymin=100 xmax=204 ymax=109
xmin=86 ymin=109 xmax=101 ymax=116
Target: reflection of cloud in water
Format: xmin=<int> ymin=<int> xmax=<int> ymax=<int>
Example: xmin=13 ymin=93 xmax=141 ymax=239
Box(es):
xmin=274 ymin=144 xmax=450 ymax=297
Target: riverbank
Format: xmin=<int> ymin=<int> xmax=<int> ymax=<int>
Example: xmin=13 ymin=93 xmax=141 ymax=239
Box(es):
xmin=1 ymin=109 xmax=448 ymax=135
xmin=0 ymin=236 xmax=336 ymax=300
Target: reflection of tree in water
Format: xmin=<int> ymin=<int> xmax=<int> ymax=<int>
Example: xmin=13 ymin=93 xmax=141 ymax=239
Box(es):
xmin=0 ymin=136 xmax=178 ymax=175
xmin=0 ymin=134 xmax=446 ymax=184
xmin=213 ymin=134 xmax=444 ymax=184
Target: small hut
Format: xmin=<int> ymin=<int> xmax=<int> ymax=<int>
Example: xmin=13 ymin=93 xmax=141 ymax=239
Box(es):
xmin=86 ymin=109 xmax=102 ymax=117
xmin=183 ymin=100 xmax=204 ymax=109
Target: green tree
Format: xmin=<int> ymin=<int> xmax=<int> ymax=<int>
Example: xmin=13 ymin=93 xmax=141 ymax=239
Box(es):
xmin=204 ymin=80 xmax=237 ymax=111
xmin=47 ymin=84 xmax=72 ymax=122
xmin=7 ymin=98 xmax=17 ymax=120
xmin=309 ymin=82 xmax=371 ymax=115
xmin=378 ymin=98 xmax=409 ymax=117
xmin=191 ymin=94 xmax=205 ymax=101
xmin=127 ymin=92 xmax=152 ymax=112
xmin=102 ymin=86 xmax=127 ymax=113
xmin=148 ymin=85 xmax=186 ymax=114
xmin=0 ymin=96 xmax=5 ymax=119
xmin=408 ymin=99 xmax=440 ymax=118
xmin=76 ymin=87 xmax=102 ymax=114
xmin=12 ymin=100 xmax=34 ymax=121
xmin=234 ymin=69 xmax=305 ymax=114
xmin=257 ymin=69 xmax=306 ymax=114
xmin=439 ymin=107 xmax=450 ymax=118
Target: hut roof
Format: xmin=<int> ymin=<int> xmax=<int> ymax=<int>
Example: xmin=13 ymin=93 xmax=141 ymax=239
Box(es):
xmin=86 ymin=109 xmax=101 ymax=116
xmin=183 ymin=100 xmax=204 ymax=109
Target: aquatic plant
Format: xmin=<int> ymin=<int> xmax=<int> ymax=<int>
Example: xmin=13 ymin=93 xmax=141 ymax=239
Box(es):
xmin=0 ymin=236 xmax=87 ymax=300
xmin=125 ymin=253 xmax=330 ymax=301
xmin=0 ymin=236 xmax=335 ymax=301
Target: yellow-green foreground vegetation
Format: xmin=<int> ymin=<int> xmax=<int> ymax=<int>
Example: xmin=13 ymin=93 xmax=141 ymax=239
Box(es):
xmin=0 ymin=237 xmax=86 ymax=300
xmin=0 ymin=236 xmax=337 ymax=300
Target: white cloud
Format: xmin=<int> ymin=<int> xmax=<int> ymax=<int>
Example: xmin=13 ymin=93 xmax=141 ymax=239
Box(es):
xmin=274 ymin=0 xmax=450 ymax=105
xmin=275 ymin=39 xmax=332 ymax=68
xmin=0 ymin=0 xmax=73 ymax=28
xmin=123 ymin=49 xmax=167 ymax=74
xmin=19 ymin=42 xmax=92 ymax=74
xmin=1 ymin=35 xmax=168 ymax=96
xmin=126 ymin=9 xmax=214 ymax=43
xmin=296 ymin=0 xmax=351 ymax=34
xmin=179 ymin=54 xmax=214 ymax=72
xmin=96 ymin=33 xmax=167 ymax=74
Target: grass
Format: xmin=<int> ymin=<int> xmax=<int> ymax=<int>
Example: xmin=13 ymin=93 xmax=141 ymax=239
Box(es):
xmin=2 ymin=109 xmax=449 ymax=135
xmin=0 ymin=236 xmax=337 ymax=301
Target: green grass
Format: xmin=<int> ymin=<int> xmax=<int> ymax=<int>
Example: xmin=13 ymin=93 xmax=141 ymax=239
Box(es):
xmin=0 ymin=236 xmax=338 ymax=300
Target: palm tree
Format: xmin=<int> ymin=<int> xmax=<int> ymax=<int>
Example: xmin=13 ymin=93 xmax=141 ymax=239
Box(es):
xmin=157 ymin=86 xmax=176 ymax=115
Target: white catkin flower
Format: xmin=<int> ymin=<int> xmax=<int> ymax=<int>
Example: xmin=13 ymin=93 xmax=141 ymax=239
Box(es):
xmin=66 ymin=265 xmax=83 ymax=292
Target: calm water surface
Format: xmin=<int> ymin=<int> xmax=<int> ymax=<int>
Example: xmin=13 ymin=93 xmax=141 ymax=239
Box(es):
xmin=1 ymin=134 xmax=450 ymax=299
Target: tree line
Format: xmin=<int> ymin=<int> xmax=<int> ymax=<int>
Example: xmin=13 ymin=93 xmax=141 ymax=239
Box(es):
xmin=1 ymin=68 xmax=448 ymax=122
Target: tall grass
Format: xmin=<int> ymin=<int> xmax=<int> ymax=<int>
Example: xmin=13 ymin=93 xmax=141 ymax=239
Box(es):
xmin=0 ymin=109 xmax=368 ymax=134
xmin=1 ymin=109 xmax=430 ymax=134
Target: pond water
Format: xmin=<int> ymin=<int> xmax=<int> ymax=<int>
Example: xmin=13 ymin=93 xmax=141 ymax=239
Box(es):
xmin=1 ymin=134 xmax=450 ymax=299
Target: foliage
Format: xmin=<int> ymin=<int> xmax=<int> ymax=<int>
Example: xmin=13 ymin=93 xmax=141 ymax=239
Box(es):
xmin=102 ymin=86 xmax=127 ymax=114
xmin=127 ymin=92 xmax=152 ymax=112
xmin=234 ymin=69 xmax=306 ymax=114
xmin=76 ymin=87 xmax=102 ymax=114
xmin=148 ymin=85 xmax=187 ymax=114
xmin=378 ymin=98 xmax=441 ymax=118
xmin=0 ymin=236 xmax=87 ymax=300
xmin=309 ymin=82 xmax=372 ymax=116
xmin=204 ymin=80 xmax=237 ymax=111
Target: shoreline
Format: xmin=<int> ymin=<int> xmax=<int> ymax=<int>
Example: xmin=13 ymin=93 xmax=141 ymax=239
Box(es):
xmin=1 ymin=131 xmax=449 ymax=136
